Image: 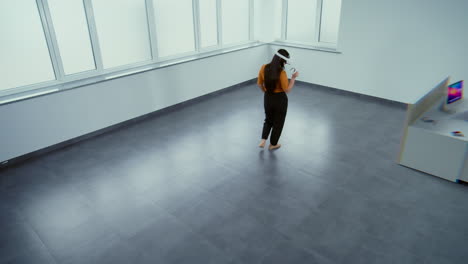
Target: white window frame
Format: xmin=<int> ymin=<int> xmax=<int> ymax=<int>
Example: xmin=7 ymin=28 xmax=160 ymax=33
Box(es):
xmin=0 ymin=0 xmax=257 ymax=102
xmin=279 ymin=0 xmax=340 ymax=50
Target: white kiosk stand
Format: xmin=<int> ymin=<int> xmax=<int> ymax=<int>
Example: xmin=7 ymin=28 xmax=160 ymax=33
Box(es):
xmin=398 ymin=77 xmax=468 ymax=183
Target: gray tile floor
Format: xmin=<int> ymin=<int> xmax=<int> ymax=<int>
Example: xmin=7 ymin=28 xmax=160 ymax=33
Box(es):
xmin=1 ymin=82 xmax=468 ymax=264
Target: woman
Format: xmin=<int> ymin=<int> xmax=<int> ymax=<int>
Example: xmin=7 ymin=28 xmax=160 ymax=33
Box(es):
xmin=257 ymin=49 xmax=299 ymax=150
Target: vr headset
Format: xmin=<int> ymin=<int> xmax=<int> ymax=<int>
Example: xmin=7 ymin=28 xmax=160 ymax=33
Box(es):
xmin=275 ymin=52 xmax=297 ymax=74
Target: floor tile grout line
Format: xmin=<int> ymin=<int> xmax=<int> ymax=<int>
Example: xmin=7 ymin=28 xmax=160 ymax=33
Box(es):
xmin=142 ymin=196 xmax=240 ymax=263
xmin=22 ymin=216 xmax=60 ymax=264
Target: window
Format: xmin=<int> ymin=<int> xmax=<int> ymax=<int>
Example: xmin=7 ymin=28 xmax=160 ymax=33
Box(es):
xmin=199 ymin=0 xmax=218 ymax=48
xmin=1 ymin=0 xmax=256 ymax=99
xmin=254 ymin=0 xmax=281 ymax=42
xmin=153 ymin=0 xmax=196 ymax=57
xmin=283 ymin=0 xmax=342 ymax=47
xmin=319 ymin=0 xmax=342 ymax=44
xmin=221 ymin=0 xmax=250 ymax=45
xmin=0 ymin=0 xmax=55 ymax=92
xmin=92 ymin=0 xmax=152 ymax=69
xmin=48 ymin=0 xmax=96 ymax=75
xmin=286 ymin=0 xmax=318 ymax=43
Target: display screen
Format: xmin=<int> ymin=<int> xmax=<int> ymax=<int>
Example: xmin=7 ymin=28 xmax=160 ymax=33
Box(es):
xmin=447 ymin=80 xmax=464 ymax=104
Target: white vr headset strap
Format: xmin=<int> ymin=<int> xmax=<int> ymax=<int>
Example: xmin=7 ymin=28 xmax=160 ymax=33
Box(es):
xmin=275 ymin=52 xmax=290 ymax=63
xmin=275 ymin=52 xmax=297 ymax=73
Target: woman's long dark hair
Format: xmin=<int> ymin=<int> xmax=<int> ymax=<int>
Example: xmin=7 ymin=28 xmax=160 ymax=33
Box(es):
xmin=264 ymin=49 xmax=290 ymax=92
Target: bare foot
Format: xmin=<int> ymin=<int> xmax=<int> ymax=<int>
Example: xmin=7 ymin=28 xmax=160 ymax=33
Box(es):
xmin=269 ymin=144 xmax=281 ymax=150
xmin=259 ymin=139 xmax=266 ymax=148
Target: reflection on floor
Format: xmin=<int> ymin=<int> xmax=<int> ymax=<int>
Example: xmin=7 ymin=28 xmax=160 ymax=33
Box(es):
xmin=1 ymin=82 xmax=468 ymax=264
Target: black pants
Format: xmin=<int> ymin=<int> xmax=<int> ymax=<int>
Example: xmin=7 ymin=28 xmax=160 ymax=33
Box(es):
xmin=262 ymin=92 xmax=288 ymax=145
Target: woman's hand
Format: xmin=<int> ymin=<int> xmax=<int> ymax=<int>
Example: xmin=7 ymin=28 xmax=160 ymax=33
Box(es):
xmin=286 ymin=71 xmax=299 ymax=93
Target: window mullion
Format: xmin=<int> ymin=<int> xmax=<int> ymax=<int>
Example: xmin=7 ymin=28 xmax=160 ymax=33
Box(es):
xmin=83 ymin=0 xmax=104 ymax=71
xmin=192 ymin=0 xmax=201 ymax=52
xmin=249 ymin=0 xmax=254 ymax=41
xmin=281 ymin=0 xmax=288 ymax=40
xmin=145 ymin=0 xmax=160 ymax=61
xmin=36 ymin=0 xmax=65 ymax=81
xmin=216 ymin=0 xmax=223 ymax=47
xmin=315 ymin=0 xmax=323 ymax=43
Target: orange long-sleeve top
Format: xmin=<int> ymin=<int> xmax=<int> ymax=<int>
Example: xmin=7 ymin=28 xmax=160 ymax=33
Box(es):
xmin=257 ymin=64 xmax=289 ymax=93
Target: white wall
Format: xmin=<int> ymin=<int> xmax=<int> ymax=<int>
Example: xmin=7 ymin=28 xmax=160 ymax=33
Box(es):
xmin=268 ymin=0 xmax=468 ymax=103
xmin=0 ymin=46 xmax=269 ymax=162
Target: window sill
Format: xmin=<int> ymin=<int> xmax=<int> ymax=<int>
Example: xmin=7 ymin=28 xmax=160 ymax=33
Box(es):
xmin=269 ymin=40 xmax=341 ymax=54
xmin=0 ymin=41 xmax=266 ymax=106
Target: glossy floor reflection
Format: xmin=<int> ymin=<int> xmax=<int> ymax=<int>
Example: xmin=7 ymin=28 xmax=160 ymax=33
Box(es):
xmin=1 ymin=82 xmax=468 ymax=264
